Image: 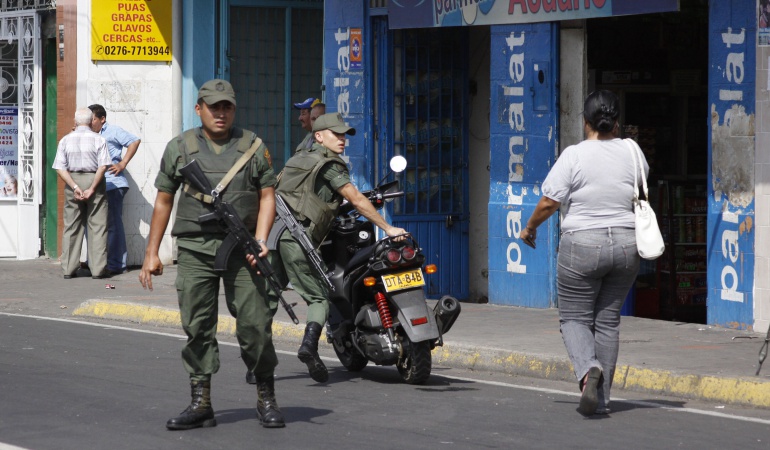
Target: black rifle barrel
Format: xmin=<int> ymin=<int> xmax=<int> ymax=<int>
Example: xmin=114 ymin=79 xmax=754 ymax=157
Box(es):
xmin=275 ymin=194 xmax=334 ymax=291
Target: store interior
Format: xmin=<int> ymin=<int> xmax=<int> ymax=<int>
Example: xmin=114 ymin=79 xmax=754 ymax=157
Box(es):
xmin=587 ymin=0 xmax=709 ymax=323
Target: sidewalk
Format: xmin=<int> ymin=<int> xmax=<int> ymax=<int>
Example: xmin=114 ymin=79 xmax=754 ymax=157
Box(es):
xmin=2 ymin=258 xmax=770 ymax=408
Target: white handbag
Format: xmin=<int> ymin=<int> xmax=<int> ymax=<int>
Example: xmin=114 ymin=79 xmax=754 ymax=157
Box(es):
xmin=627 ymin=139 xmax=665 ymax=260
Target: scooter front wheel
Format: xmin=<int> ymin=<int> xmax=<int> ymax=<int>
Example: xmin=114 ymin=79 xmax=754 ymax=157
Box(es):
xmin=397 ymin=338 xmax=432 ymax=384
xmin=333 ymin=339 xmax=368 ymax=372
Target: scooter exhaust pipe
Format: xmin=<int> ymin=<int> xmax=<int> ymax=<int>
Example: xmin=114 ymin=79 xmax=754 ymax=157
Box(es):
xmin=433 ymin=295 xmax=461 ymax=335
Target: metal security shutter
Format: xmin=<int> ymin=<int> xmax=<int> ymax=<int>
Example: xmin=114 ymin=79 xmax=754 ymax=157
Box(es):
xmin=229 ymin=4 xmax=322 ymax=171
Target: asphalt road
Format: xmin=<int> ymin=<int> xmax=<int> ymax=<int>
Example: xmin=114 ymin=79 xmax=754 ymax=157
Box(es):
xmin=1 ymin=313 xmax=769 ymax=450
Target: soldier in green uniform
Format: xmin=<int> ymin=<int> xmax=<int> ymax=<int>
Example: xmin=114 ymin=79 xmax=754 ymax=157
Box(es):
xmin=252 ymin=113 xmax=407 ymax=383
xmin=139 ymin=79 xmax=285 ymax=430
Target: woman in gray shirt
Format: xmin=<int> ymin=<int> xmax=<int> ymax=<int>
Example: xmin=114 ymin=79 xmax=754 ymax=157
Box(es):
xmin=520 ymin=90 xmax=647 ymax=416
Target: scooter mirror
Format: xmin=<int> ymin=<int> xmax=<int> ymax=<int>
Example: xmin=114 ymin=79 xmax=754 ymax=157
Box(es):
xmin=389 ymin=155 xmax=407 ymax=173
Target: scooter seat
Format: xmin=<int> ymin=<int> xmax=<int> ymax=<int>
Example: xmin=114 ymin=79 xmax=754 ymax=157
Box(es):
xmin=345 ymin=243 xmax=377 ymax=272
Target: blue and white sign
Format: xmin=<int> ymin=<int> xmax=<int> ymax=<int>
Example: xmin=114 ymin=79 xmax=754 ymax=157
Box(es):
xmin=323 ymin=0 xmax=369 ymax=188
xmin=707 ymin=1 xmax=756 ymax=328
xmin=487 ymin=23 xmax=558 ymax=308
xmin=389 ymin=0 xmax=679 ymax=29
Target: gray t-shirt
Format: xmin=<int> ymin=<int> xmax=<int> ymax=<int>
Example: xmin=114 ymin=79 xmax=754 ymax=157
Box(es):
xmin=541 ymin=138 xmax=649 ymax=233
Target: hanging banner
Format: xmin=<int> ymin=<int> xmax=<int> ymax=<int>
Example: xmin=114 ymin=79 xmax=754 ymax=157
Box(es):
xmin=0 ymin=107 xmax=18 ymax=200
xmin=388 ymin=0 xmax=680 ymax=29
xmin=91 ymin=0 xmax=172 ymax=61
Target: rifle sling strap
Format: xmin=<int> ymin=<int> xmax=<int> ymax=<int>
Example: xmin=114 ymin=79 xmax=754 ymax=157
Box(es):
xmin=183 ymin=137 xmax=263 ymax=204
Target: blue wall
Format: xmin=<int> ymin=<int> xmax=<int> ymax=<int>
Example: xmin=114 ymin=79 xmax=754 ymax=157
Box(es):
xmin=181 ymin=0 xmax=217 ymax=131
xmin=487 ymin=23 xmax=559 ymax=308
xmin=323 ymin=0 xmax=370 ymax=190
xmin=707 ymin=1 xmax=757 ymax=328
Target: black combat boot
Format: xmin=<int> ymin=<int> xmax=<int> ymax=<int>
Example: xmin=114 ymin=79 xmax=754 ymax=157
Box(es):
xmin=256 ymin=375 xmax=285 ymax=428
xmin=297 ymin=322 xmax=329 ymax=383
xmin=166 ymin=380 xmax=216 ymax=430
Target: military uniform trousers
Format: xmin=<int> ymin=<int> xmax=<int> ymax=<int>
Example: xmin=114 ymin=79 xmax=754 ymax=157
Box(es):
xmin=176 ymin=246 xmax=279 ymax=382
xmin=61 ymin=172 xmax=107 ymax=277
xmin=269 ymin=228 xmax=330 ymax=325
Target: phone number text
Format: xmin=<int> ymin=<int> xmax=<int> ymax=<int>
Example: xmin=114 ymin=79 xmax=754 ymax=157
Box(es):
xmin=95 ymin=45 xmax=170 ymax=57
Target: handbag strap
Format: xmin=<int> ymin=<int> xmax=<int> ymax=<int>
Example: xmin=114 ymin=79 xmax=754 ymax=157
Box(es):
xmin=625 ymin=138 xmax=647 ymax=201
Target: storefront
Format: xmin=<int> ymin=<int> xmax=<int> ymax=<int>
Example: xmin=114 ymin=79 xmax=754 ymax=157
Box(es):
xmin=0 ymin=2 xmax=52 ymax=259
xmin=323 ymin=0 xmax=763 ymax=329
xmin=49 ymin=0 xmax=765 ymax=330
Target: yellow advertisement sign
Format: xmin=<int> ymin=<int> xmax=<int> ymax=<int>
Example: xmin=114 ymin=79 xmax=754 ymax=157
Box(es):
xmin=91 ymin=0 xmax=172 ymax=62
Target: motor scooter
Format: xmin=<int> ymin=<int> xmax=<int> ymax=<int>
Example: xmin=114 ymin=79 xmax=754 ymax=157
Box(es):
xmin=322 ymin=156 xmax=461 ymax=384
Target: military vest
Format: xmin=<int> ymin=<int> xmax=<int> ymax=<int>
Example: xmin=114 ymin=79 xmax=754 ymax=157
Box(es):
xmin=171 ymin=127 xmax=261 ymax=237
xmin=276 ymin=144 xmax=347 ymax=244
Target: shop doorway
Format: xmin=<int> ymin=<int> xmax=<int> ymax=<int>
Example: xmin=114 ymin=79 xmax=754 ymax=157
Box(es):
xmin=586 ymin=0 xmax=709 ymax=323
xmin=376 ymin=22 xmax=470 ymax=300
xmin=0 ymin=12 xmax=41 ymax=259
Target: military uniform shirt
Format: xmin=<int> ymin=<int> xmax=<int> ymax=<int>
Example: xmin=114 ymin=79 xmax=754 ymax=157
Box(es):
xmin=311 ymin=144 xmax=351 ymax=202
xmin=155 ymin=127 xmax=276 ymax=256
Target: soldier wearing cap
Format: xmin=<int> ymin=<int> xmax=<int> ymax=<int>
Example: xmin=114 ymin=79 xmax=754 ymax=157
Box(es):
xmin=250 ymin=113 xmax=407 ymax=383
xmin=140 ymin=79 xmax=285 ymax=429
xmin=293 ymin=97 xmax=324 ymax=153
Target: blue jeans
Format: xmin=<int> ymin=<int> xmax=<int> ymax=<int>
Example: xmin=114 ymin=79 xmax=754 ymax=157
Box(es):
xmin=557 ymin=227 xmax=639 ymax=409
xmin=106 ymin=187 xmax=128 ymax=272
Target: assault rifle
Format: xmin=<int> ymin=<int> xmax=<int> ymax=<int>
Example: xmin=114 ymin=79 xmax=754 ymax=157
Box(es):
xmin=179 ymin=159 xmax=300 ymax=324
xmin=274 ymin=194 xmax=335 ymax=291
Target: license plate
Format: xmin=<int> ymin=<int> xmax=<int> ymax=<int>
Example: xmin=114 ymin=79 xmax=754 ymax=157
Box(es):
xmin=382 ymin=269 xmax=425 ymax=293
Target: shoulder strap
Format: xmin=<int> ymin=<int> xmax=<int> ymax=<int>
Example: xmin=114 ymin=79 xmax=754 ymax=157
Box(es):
xmin=216 ymin=136 xmax=263 ymax=193
xmin=183 ymin=136 xmax=263 ymax=204
xmin=625 ymin=138 xmax=647 ymax=201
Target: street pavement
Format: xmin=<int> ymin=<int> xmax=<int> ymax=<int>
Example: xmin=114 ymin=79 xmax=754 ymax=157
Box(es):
xmin=2 ymin=257 xmax=770 ymax=409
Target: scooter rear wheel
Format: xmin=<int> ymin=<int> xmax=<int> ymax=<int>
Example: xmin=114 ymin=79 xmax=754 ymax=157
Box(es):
xmin=397 ymin=339 xmax=432 ymax=385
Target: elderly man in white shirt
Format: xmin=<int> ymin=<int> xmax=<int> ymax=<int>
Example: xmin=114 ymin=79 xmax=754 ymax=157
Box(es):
xmin=53 ymin=107 xmax=112 ymax=279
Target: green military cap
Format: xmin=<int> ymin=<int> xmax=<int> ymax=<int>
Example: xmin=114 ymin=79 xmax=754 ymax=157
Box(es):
xmin=198 ymin=79 xmax=237 ymax=106
xmin=312 ymin=112 xmax=356 ymax=135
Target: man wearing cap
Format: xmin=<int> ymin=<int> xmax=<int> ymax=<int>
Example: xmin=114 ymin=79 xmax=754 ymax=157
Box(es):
xmin=293 ymin=97 xmax=322 ymax=153
xmin=250 ymin=112 xmax=407 ymax=383
xmin=309 ymin=101 xmax=326 ymax=130
xmin=139 ymin=79 xmax=285 ymax=429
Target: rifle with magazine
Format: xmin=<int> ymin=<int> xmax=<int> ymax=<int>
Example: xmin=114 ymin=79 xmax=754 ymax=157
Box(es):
xmin=179 ymin=159 xmax=300 ymax=325
xmin=274 ymin=193 xmax=335 ymax=291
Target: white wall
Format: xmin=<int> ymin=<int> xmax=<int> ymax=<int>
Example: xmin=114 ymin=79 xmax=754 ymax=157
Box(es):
xmin=77 ymin=0 xmax=180 ymax=266
xmin=754 ymin=45 xmax=770 ymax=334
xmin=559 ymin=21 xmax=587 ymax=152
xmin=468 ymin=27 xmax=491 ymax=302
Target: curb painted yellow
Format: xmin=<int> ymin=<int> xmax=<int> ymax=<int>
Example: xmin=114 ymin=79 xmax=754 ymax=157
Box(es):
xmin=72 ymin=300 xmax=305 ymax=340
xmin=73 ymin=300 xmax=770 ymax=409
xmin=74 ymin=300 xmax=182 ymax=327
xmin=616 ymin=365 xmax=770 ymax=408
xmin=434 ymin=343 xmax=770 ymax=409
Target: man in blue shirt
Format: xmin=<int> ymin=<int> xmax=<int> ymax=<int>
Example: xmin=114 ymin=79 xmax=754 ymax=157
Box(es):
xmin=88 ymin=104 xmax=141 ymax=275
